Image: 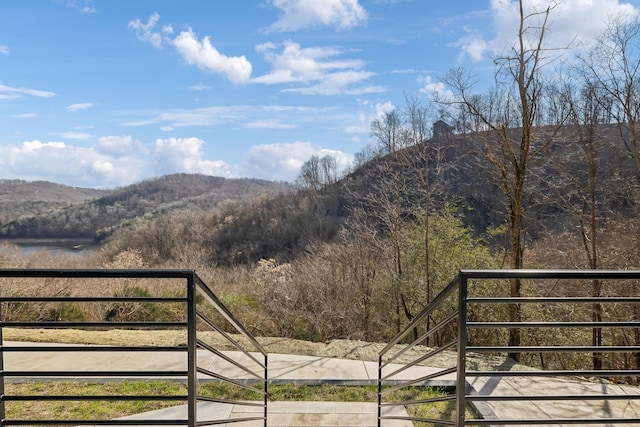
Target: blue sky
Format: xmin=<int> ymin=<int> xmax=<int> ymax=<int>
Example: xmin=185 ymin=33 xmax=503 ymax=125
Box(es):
xmin=1 ymin=0 xmax=639 ymax=188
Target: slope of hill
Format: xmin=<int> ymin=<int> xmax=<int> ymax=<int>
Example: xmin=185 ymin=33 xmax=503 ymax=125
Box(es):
xmin=343 ymin=122 xmax=638 ymax=241
xmin=0 ymin=174 xmax=289 ymax=240
xmin=0 ymin=180 xmax=107 ymax=203
xmin=0 ymin=180 xmax=108 ymax=225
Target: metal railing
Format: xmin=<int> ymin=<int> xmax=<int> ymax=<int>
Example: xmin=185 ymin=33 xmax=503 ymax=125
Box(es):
xmin=378 ymin=269 xmax=640 ymax=426
xmin=0 ymin=269 xmax=268 ymax=426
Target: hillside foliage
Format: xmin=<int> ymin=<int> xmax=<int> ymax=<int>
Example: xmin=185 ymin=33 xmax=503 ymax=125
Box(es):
xmin=0 ymin=174 xmax=288 ymax=240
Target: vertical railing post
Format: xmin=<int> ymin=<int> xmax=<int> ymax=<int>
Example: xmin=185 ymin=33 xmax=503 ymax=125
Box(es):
xmin=456 ymin=274 xmax=468 ymax=427
xmin=0 ymin=301 xmax=5 ymax=422
xmin=377 ymin=354 xmax=382 ymax=427
xmin=187 ymin=273 xmax=197 ymax=427
xmin=264 ymin=354 xmax=268 ymax=427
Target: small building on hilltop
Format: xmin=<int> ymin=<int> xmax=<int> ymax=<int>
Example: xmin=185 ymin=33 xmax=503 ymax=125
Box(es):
xmin=433 ymin=120 xmax=454 ymax=139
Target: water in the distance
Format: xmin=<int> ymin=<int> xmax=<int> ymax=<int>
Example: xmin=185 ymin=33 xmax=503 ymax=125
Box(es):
xmin=1 ymin=238 xmax=98 ymax=254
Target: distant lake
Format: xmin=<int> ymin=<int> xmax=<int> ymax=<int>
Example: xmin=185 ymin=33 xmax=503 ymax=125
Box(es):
xmin=1 ymin=238 xmax=99 ymax=254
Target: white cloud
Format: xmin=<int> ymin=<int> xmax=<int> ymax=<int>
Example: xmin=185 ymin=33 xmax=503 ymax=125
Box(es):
xmin=244 ymin=120 xmax=297 ymax=129
xmin=96 ymin=135 xmax=136 ymax=156
xmin=14 ymin=112 xmax=36 ymax=118
xmin=458 ymin=0 xmax=640 ymax=62
xmin=419 ymin=75 xmax=453 ymax=100
xmin=124 ymin=104 xmax=331 ymax=131
xmin=344 ymin=99 xmax=395 ymax=136
xmin=283 ymin=70 xmax=382 ymax=95
xmin=0 ymin=138 xmax=147 ymax=188
xmin=0 ymin=83 xmax=56 ymax=99
xmin=243 ymin=141 xmax=353 ymax=181
xmin=57 ymin=0 xmax=96 ymax=14
xmin=151 ymin=137 xmax=238 ymax=177
xmin=23 ymin=140 xmax=66 ymax=151
xmin=0 ymin=132 xmax=355 ymax=187
xmin=124 ymin=106 xmax=247 ymax=128
xmin=253 ymin=40 xmax=383 ymax=95
xmin=51 ymin=131 xmax=93 ymax=140
xmin=266 ymin=0 xmax=367 ymax=32
xmin=129 ymin=14 xmax=252 ymax=84
xmin=92 ymin=160 xmax=114 ymax=174
xmin=67 ymin=102 xmax=93 ymax=112
xmin=0 ymin=46 xmax=8 ymax=55
xmin=128 ymin=12 xmax=165 ymax=49
xmin=172 ymin=28 xmax=252 ymax=84
xmin=189 ymin=84 xmax=212 ymax=91
xmin=374 ymin=100 xmax=395 ymax=117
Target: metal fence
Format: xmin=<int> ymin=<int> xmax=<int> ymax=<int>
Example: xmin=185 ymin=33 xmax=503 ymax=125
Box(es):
xmin=0 ymin=269 xmax=268 ymax=426
xmin=378 ymin=269 xmax=640 ymax=426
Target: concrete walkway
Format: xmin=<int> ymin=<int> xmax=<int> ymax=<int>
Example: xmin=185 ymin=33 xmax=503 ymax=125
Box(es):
xmin=3 ymin=341 xmax=640 ymax=426
xmin=467 ymin=374 xmax=640 ymax=425
xmin=1 ymin=341 xmax=416 ymax=426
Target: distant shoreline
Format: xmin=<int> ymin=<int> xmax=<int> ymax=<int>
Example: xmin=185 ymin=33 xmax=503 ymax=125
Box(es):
xmin=0 ymin=238 xmax=98 ymax=253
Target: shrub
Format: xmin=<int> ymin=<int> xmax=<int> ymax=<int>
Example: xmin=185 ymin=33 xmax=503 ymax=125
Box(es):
xmin=41 ymin=302 xmax=86 ymax=322
xmin=104 ymin=286 xmax=173 ymax=323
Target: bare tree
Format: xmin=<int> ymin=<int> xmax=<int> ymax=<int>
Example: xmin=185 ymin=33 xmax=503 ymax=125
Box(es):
xmin=296 ymin=154 xmax=340 ymax=192
xmin=556 ymin=79 xmax=609 ymax=370
xmin=442 ymin=0 xmax=566 ymax=360
xmin=370 ymin=110 xmax=405 ymax=154
xmin=581 ymin=14 xmax=640 ymax=171
xmin=581 ymin=14 xmax=640 ymax=374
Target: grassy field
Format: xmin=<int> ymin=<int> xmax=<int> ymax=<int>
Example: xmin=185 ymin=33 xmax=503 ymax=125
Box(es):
xmin=4 ymin=381 xmax=458 ymax=424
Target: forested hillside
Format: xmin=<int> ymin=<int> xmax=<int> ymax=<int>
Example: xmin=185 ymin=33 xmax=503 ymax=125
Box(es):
xmin=0 ymin=180 xmax=108 ymax=225
xmin=0 ymin=174 xmax=288 ymax=240
xmin=344 ymin=123 xmax=638 ymax=241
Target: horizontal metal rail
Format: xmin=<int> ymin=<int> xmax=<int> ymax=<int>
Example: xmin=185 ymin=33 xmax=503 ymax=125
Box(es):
xmin=468 ymin=296 xmax=640 ymax=303
xmin=467 ymin=394 xmax=640 ymax=401
xmin=469 ymin=345 xmax=640 ymax=353
xmin=468 ymin=321 xmax=640 ymax=328
xmin=1 ymin=321 xmax=188 ymax=328
xmin=378 ymin=269 xmax=640 ymax=426
xmin=1 ymin=419 xmax=189 ymax=425
xmin=2 ymin=395 xmax=188 ymax=401
xmin=0 ymin=296 xmax=187 ymax=302
xmin=0 ymin=268 xmax=268 ymax=427
xmin=466 ymin=418 xmax=640 ymax=425
xmin=0 ymin=345 xmax=187 ymax=352
xmin=1 ymin=370 xmax=189 ymax=377
xmin=466 ymin=369 xmax=640 ymax=377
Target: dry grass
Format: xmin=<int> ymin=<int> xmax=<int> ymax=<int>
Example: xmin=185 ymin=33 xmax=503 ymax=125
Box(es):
xmin=2 ymin=328 xmax=514 ymax=372
xmin=2 ymin=327 xmax=326 ymax=356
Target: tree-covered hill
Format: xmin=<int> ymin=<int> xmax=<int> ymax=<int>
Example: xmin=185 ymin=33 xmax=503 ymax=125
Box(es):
xmin=0 ymin=180 xmax=109 ymax=225
xmin=0 ymin=174 xmax=288 ymax=240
